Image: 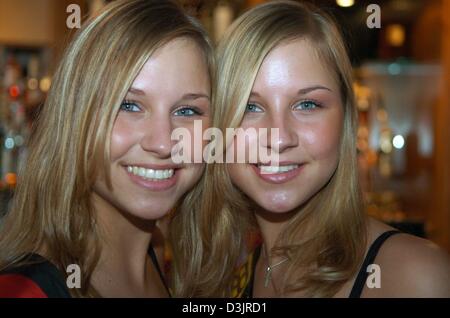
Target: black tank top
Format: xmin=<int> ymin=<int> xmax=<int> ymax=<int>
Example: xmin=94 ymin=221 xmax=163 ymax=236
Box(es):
xmin=242 ymin=230 xmax=402 ymax=298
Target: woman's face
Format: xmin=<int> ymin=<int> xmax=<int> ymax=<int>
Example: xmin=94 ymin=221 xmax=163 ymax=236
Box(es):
xmin=94 ymin=38 xmax=210 ymax=220
xmin=227 ymin=39 xmax=343 ymax=213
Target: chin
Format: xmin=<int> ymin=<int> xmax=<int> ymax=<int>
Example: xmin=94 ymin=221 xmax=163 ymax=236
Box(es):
xmin=254 ymin=188 xmax=315 ymax=214
xmin=135 ymin=203 xmax=176 ymax=220
xmin=255 ymin=197 xmax=300 ymax=214
xmin=122 ymin=209 xmax=170 ymax=224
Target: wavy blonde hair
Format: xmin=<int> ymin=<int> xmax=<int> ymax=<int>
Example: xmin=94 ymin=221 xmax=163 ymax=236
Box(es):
xmin=175 ymin=0 xmax=367 ymax=297
xmin=0 ymin=0 xmax=213 ymax=297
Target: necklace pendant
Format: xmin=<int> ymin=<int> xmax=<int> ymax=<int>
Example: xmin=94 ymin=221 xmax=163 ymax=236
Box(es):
xmin=264 ymin=267 xmax=272 ymax=288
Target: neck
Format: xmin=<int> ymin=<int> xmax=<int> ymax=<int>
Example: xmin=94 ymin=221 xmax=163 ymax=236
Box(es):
xmin=253 ymin=207 xmax=300 ymax=295
xmin=91 ymin=193 xmax=160 ymax=296
xmin=254 ymin=207 xmax=296 ymax=261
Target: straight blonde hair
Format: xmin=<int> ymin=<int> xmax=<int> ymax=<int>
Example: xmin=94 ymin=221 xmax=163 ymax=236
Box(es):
xmin=174 ymin=0 xmax=367 ymax=297
xmin=0 ymin=0 xmax=213 ymax=297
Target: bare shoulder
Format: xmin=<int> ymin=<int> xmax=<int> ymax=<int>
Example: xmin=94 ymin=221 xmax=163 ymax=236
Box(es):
xmin=363 ymin=217 xmax=450 ymax=297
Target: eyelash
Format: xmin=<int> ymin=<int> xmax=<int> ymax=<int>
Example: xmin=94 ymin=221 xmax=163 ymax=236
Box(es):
xmin=245 ymin=103 xmax=263 ymax=113
xmin=293 ymin=99 xmax=323 ymax=111
xmin=173 ymin=106 xmax=203 ymax=117
xmin=119 ymin=100 xmax=203 ymax=117
xmin=120 ymin=100 xmax=141 ymax=112
xmin=245 ymin=99 xmax=323 ymax=113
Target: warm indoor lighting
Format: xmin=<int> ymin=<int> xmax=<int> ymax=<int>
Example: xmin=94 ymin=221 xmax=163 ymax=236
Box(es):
xmin=376 ymin=109 xmax=388 ymax=122
xmin=393 ymin=135 xmax=405 ymax=149
xmin=380 ymin=132 xmax=393 ymax=153
xmin=213 ymin=3 xmax=234 ymax=41
xmin=5 ymin=173 xmax=17 ymax=186
xmin=336 ymin=0 xmax=355 ymax=7
xmin=28 ymin=78 xmax=38 ymax=90
xmin=40 ymin=76 xmax=52 ymax=92
xmin=386 ymin=24 xmax=405 ymax=47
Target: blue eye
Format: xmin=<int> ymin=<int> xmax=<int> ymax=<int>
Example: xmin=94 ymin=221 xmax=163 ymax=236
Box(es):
xmin=294 ymin=100 xmax=320 ymax=111
xmin=120 ymin=101 xmax=141 ymax=112
xmin=174 ymin=107 xmax=202 ymax=117
xmin=245 ymin=103 xmax=263 ymax=113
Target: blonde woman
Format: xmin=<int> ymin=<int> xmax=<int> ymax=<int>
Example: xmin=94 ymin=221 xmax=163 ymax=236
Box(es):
xmin=175 ymin=0 xmax=449 ymax=297
xmin=0 ymin=0 xmax=212 ymax=297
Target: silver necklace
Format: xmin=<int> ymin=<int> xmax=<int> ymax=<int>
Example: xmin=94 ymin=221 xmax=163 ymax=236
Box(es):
xmin=262 ymin=247 xmax=288 ymax=288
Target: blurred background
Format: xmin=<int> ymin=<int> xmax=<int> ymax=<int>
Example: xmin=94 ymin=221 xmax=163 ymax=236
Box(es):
xmin=0 ymin=0 xmax=449 ymax=252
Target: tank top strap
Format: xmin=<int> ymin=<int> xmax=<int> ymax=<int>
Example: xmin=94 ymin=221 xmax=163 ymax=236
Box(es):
xmin=349 ymin=230 xmax=402 ymax=298
xmin=148 ymin=244 xmax=171 ymax=297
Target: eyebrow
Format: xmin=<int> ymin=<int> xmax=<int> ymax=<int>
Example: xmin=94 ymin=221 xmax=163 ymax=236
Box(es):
xmin=128 ymin=87 xmax=146 ymax=95
xmin=249 ymin=85 xmax=332 ymax=98
xmin=180 ymin=93 xmax=210 ymax=101
xmin=297 ymin=85 xmax=332 ymax=95
xmin=128 ymin=88 xmax=209 ymax=100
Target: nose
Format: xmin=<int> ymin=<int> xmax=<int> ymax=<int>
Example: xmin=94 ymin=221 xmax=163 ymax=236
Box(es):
xmin=262 ymin=112 xmax=299 ymax=153
xmin=139 ymin=113 xmax=173 ymax=159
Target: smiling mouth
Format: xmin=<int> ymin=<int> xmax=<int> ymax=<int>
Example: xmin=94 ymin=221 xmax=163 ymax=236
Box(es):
xmin=256 ymin=164 xmax=299 ymax=174
xmin=250 ymin=163 xmax=304 ymax=184
xmin=126 ymin=166 xmax=175 ymax=181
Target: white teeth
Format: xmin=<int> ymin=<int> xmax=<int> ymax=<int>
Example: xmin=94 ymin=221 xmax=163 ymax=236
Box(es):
xmin=145 ymin=169 xmax=154 ymax=179
xmin=259 ymin=164 xmax=298 ymax=174
xmin=127 ymin=166 xmax=175 ymax=180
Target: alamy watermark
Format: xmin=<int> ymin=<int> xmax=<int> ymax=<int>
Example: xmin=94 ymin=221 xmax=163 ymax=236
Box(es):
xmin=66 ymin=3 xmax=382 ymax=29
xmin=65 ymin=262 xmax=381 ymax=290
xmin=170 ymin=120 xmax=280 ymax=167
xmin=66 ymin=4 xmax=81 ymax=29
xmin=66 ymin=264 xmax=81 ymax=289
xmin=366 ymin=264 xmax=381 ymax=289
xmin=366 ymin=4 xmax=381 ymax=29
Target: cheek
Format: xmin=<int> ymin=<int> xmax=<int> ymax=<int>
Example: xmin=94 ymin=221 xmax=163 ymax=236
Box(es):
xmin=110 ymin=116 xmax=138 ymax=161
xmin=227 ymin=163 xmax=243 ymax=186
xmin=187 ymin=163 xmax=206 ymax=183
xmin=301 ymin=114 xmax=343 ymax=162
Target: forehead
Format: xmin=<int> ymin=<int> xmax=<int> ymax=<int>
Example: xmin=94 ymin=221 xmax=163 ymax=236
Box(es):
xmin=253 ymin=38 xmax=339 ymax=93
xmin=131 ymin=37 xmax=209 ymax=92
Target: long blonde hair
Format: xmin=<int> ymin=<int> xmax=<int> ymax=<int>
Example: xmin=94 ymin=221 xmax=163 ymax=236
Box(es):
xmin=0 ymin=0 xmax=213 ymax=297
xmin=177 ymin=0 xmax=367 ymax=297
